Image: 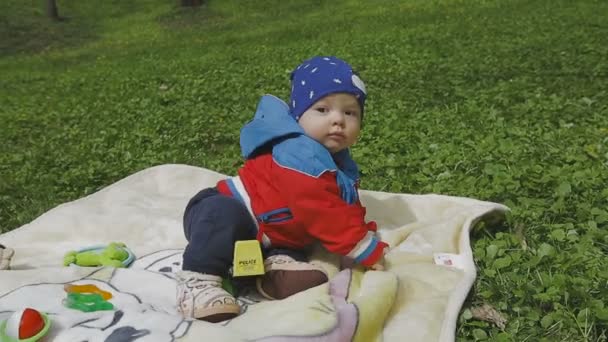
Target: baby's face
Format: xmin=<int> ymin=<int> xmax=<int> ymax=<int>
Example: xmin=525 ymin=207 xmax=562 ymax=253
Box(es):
xmin=298 ymin=93 xmax=362 ymax=154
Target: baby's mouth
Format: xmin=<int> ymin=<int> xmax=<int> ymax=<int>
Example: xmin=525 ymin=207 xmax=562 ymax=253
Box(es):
xmin=328 ymin=132 xmax=346 ymax=140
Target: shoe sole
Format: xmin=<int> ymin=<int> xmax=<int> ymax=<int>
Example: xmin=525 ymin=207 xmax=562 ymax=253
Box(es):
xmin=194 ymin=303 xmax=241 ymax=323
xmin=256 ymin=269 xmax=328 ymax=300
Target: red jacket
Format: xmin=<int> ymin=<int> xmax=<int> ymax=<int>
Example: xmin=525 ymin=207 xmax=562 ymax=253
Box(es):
xmin=217 ymin=153 xmax=387 ymax=267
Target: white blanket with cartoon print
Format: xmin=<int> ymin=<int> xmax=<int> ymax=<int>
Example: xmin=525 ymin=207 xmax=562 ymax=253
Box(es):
xmin=0 ymin=164 xmax=508 ymax=341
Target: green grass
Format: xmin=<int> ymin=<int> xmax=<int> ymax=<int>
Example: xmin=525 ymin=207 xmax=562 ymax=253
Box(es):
xmin=1 ymin=0 xmax=607 ymax=340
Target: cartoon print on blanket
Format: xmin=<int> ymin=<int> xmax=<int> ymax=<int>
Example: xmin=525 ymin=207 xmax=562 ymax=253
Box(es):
xmin=0 ymin=249 xmax=398 ymax=341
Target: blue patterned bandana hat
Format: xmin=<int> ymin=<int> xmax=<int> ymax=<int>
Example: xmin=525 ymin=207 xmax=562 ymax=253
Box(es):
xmin=289 ymin=56 xmax=367 ymax=121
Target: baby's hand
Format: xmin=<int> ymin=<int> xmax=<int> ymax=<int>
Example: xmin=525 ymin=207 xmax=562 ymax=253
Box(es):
xmin=368 ymin=247 xmax=389 ymax=271
xmin=369 ymin=263 xmax=384 ymax=271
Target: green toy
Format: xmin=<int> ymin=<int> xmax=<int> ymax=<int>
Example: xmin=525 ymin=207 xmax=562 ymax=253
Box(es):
xmin=64 ymin=292 xmax=114 ymax=312
xmin=222 ymin=277 xmax=236 ymax=297
xmin=63 ymin=242 xmax=134 ymax=268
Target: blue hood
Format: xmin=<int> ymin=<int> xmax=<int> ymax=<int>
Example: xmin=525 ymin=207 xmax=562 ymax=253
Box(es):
xmin=240 ymin=95 xmax=304 ymax=158
xmin=240 ymin=95 xmax=360 ymax=204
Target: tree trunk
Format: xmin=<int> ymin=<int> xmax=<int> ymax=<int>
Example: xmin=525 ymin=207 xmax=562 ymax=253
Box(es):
xmin=46 ymin=0 xmax=60 ymax=20
xmin=180 ymin=0 xmax=202 ymax=7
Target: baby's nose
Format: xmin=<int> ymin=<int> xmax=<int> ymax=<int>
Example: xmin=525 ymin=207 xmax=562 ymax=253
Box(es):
xmin=331 ymin=111 xmax=346 ymax=124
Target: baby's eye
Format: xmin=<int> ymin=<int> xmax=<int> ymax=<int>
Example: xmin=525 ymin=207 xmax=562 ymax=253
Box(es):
xmin=316 ymin=107 xmax=328 ymax=113
xmin=345 ymin=111 xmax=358 ymax=116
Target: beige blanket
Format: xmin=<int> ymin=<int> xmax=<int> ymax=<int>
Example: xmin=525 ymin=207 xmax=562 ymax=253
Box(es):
xmin=0 ymin=164 xmax=507 ymax=341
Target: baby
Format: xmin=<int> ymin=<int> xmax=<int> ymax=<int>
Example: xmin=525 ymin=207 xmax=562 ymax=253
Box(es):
xmin=178 ymin=56 xmax=389 ymax=322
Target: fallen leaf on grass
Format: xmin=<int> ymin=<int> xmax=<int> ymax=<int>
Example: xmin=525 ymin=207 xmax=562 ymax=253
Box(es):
xmin=514 ymin=223 xmax=528 ymax=251
xmin=471 ymin=304 xmax=508 ymax=330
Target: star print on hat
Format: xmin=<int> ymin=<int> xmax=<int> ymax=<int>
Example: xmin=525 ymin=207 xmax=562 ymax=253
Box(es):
xmin=288 ymin=56 xmax=367 ymax=121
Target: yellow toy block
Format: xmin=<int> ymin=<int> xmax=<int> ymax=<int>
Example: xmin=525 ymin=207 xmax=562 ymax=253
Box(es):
xmin=233 ymin=240 xmax=264 ymax=277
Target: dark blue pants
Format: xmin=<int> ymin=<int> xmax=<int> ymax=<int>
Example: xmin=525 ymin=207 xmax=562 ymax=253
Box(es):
xmin=182 ymin=188 xmax=307 ymax=277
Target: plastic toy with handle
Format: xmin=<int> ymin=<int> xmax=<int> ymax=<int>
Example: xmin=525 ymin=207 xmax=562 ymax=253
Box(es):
xmin=63 ymin=242 xmax=134 ymax=268
xmin=0 ymin=308 xmax=51 ymax=342
xmin=232 ymin=240 xmax=264 ymax=277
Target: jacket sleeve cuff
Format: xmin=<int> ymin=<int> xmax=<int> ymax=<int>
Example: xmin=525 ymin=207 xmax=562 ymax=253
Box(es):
xmin=348 ymin=231 xmax=389 ymax=267
xmin=358 ymin=240 xmax=388 ymax=267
